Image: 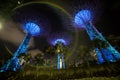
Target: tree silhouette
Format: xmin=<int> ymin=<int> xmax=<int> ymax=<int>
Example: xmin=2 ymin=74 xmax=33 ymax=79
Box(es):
xmin=22 ymin=53 xmax=32 ymax=64
xmin=91 ymin=38 xmax=109 ymax=63
xmin=33 ymin=53 xmax=44 ymax=66
xmin=77 ymin=45 xmax=91 ymax=67
xmin=45 ymin=46 xmax=55 ymax=56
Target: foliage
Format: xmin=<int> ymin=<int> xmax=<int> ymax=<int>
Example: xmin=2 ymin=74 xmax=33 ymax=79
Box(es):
xmin=0 ymin=61 xmax=120 ymax=80
xmin=91 ymin=39 xmax=109 ymax=63
xmin=77 ymin=45 xmax=92 ymax=68
xmin=31 ymin=53 xmax=45 ymax=66
xmin=22 ymin=53 xmax=32 ymax=64
xmin=0 ymin=0 xmax=19 ymax=19
xmin=45 ymin=46 xmax=55 ymax=56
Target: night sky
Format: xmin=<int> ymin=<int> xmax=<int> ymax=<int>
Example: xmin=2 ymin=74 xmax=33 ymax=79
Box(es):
xmin=95 ymin=0 xmax=120 ymax=36
xmin=0 ymin=0 xmax=120 ymax=58
xmin=65 ymin=0 xmax=120 ymax=36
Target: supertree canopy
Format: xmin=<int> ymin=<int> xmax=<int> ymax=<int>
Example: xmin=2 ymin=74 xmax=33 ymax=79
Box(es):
xmin=74 ymin=10 xmax=92 ymax=28
xmin=47 ymin=32 xmax=71 ymax=46
xmin=23 ymin=22 xmax=41 ymax=36
xmin=0 ymin=22 xmax=41 ymax=72
xmin=54 ymin=38 xmax=66 ymax=46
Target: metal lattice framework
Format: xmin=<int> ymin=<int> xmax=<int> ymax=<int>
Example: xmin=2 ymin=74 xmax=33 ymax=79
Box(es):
xmin=86 ymin=22 xmax=120 ymax=63
xmin=0 ymin=22 xmax=40 ymax=72
xmin=74 ymin=10 xmax=120 ymax=64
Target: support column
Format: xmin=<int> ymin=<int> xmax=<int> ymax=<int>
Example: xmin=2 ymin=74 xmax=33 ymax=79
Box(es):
xmin=85 ymin=22 xmax=120 ymax=63
xmin=0 ymin=33 xmax=32 ymax=72
xmin=57 ymin=53 xmax=60 ymax=70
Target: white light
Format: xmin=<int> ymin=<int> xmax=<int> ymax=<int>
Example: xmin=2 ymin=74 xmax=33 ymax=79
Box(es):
xmin=60 ymin=58 xmax=62 ymax=69
xmin=18 ymin=1 xmax=21 ymax=4
xmin=0 ymin=22 xmax=2 ymax=30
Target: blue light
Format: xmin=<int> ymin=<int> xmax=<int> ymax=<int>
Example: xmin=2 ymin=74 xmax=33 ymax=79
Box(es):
xmin=24 ymin=22 xmax=41 ymax=36
xmin=95 ymin=48 xmax=104 ymax=64
xmin=0 ymin=22 xmax=41 ymax=72
xmin=74 ymin=10 xmax=91 ymax=28
xmin=57 ymin=54 xmax=60 ymax=69
xmin=54 ymin=39 xmax=66 ymax=45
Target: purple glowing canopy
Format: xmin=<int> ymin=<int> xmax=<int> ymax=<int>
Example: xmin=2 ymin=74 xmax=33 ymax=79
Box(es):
xmin=74 ymin=10 xmax=92 ymax=28
xmin=54 ymin=38 xmax=66 ymax=46
xmin=47 ymin=32 xmax=71 ymax=46
xmin=23 ymin=22 xmax=41 ymax=36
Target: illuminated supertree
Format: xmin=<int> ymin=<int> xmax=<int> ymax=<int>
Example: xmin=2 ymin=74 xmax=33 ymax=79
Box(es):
xmin=0 ymin=22 xmax=41 ymax=72
xmin=74 ymin=10 xmax=120 ymax=64
xmin=54 ymin=39 xmax=66 ymax=69
xmin=47 ymin=32 xmax=71 ymax=69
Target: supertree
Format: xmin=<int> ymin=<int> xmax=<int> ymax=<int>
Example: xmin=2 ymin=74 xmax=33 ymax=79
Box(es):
xmin=47 ymin=32 xmax=71 ymax=69
xmin=54 ymin=39 xmax=66 ymax=69
xmin=74 ymin=9 xmax=120 ymax=64
xmin=0 ymin=22 xmax=41 ymax=72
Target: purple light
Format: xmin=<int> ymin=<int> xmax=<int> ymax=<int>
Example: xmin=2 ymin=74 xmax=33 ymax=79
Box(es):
xmin=50 ymin=37 xmax=69 ymax=46
xmin=54 ymin=38 xmax=66 ymax=46
xmin=47 ymin=32 xmax=72 ymax=46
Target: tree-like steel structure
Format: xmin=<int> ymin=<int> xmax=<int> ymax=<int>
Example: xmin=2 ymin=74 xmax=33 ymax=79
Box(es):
xmin=74 ymin=10 xmax=120 ymax=64
xmin=0 ymin=22 xmax=41 ymax=72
